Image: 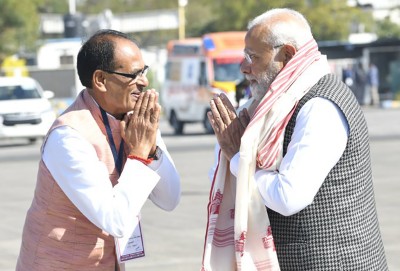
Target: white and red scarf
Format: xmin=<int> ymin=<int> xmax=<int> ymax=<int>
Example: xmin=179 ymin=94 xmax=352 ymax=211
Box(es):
xmin=202 ymin=39 xmax=331 ymax=271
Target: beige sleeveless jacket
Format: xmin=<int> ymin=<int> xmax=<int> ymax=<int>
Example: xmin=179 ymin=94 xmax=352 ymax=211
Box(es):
xmin=17 ymin=90 xmax=127 ymax=270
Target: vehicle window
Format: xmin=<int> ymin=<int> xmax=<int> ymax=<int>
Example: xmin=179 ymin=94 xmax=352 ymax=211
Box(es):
xmin=165 ymin=61 xmax=182 ymax=82
xmin=213 ymin=58 xmax=244 ymax=82
xmin=183 ymin=59 xmax=200 ymax=84
xmin=0 ymin=85 xmax=41 ymax=100
xmin=0 ymin=86 xmax=14 ymax=100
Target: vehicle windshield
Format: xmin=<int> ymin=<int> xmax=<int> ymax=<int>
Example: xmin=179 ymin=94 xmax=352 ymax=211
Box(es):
xmin=213 ymin=58 xmax=244 ymax=82
xmin=0 ymin=85 xmax=41 ymax=100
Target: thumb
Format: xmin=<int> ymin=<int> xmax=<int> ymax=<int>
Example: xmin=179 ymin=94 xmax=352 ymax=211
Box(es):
xmin=239 ymin=108 xmax=250 ymax=128
xmin=120 ymin=114 xmax=129 ymax=139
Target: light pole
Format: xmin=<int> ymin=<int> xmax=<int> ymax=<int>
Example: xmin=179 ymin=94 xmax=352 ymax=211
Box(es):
xmin=178 ymin=0 xmax=188 ymax=40
xmin=69 ymin=0 xmax=76 ymax=14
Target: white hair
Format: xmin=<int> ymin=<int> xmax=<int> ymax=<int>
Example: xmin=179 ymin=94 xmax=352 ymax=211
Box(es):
xmin=247 ymin=8 xmax=313 ymax=49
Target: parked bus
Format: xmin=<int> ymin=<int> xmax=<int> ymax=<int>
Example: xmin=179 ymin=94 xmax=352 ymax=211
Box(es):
xmin=161 ymin=31 xmax=246 ymax=134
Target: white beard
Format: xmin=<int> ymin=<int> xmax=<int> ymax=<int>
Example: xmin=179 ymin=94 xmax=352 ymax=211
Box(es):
xmin=248 ymin=61 xmax=281 ymax=101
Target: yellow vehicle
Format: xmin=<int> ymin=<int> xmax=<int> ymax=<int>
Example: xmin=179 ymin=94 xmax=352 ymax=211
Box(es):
xmin=161 ymin=31 xmax=246 ymax=134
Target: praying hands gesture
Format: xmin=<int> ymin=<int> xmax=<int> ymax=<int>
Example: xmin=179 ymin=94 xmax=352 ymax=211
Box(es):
xmin=121 ymin=89 xmax=161 ymax=159
xmin=207 ymin=93 xmax=250 ymax=161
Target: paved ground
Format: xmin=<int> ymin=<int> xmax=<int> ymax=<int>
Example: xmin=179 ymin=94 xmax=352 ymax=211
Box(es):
xmin=0 ymin=106 xmax=399 ymax=270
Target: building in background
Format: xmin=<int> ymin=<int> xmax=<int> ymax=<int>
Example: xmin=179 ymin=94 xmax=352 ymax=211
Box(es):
xmin=348 ymin=0 xmax=400 ymax=24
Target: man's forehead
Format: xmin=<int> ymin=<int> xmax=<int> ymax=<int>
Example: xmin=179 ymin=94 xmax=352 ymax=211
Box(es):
xmin=114 ymin=39 xmax=140 ymax=57
xmin=113 ymin=42 xmax=144 ymax=69
xmin=245 ymin=27 xmax=270 ymax=52
xmin=247 ymin=23 xmax=271 ymax=40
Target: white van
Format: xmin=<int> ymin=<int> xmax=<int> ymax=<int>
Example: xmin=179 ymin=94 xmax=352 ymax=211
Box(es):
xmin=161 ymin=32 xmax=246 ymax=134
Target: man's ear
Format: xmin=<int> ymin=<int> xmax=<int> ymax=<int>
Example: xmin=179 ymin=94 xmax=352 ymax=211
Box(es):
xmin=283 ymin=44 xmax=296 ymax=65
xmin=93 ymin=70 xmax=107 ymax=92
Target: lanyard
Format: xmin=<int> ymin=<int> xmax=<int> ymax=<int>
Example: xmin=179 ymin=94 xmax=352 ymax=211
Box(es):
xmin=100 ymin=107 xmax=124 ymax=175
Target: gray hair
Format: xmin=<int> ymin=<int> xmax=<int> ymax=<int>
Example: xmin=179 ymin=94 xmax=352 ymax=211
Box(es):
xmin=247 ymin=8 xmax=313 ymax=49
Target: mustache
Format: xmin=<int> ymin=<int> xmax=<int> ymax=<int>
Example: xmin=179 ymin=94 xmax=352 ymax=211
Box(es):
xmin=245 ymin=75 xmax=256 ymax=81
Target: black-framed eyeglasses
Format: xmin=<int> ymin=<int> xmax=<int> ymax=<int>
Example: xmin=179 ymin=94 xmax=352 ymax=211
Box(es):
xmin=243 ymin=44 xmax=285 ymax=64
xmin=103 ymin=65 xmax=149 ymax=81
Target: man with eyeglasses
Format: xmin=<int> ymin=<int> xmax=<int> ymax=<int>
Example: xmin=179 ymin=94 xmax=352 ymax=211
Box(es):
xmin=202 ymin=8 xmax=387 ymax=271
xmin=17 ymin=29 xmax=181 ymax=271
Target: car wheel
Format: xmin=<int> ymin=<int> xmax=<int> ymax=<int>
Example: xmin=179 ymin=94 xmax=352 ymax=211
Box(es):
xmin=170 ymin=111 xmax=184 ymax=135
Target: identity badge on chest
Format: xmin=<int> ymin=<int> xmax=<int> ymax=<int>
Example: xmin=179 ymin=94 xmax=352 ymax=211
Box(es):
xmin=115 ymin=215 xmax=145 ymax=263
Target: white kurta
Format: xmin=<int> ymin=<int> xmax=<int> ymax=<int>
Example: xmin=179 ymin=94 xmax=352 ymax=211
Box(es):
xmin=209 ymin=97 xmax=349 ymax=216
xmin=43 ymin=125 xmax=181 ymax=237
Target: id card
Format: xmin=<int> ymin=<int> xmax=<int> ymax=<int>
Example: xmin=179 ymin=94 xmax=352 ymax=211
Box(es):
xmin=115 ymin=216 xmax=145 ymax=263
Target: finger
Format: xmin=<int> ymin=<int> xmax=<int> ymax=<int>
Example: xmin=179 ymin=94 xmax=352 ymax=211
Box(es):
xmin=152 ymin=102 xmax=161 ymax=122
xmin=238 ymin=108 xmax=250 ymax=129
xmin=139 ymin=90 xmax=151 ymax=117
xmin=144 ymin=92 xmax=156 ymax=120
xmin=207 ymin=111 xmax=219 ymax=133
xmin=120 ymin=114 xmax=129 ymax=139
xmin=151 ymin=91 xmax=160 ymax=120
xmin=149 ymin=103 xmax=161 ymax=125
xmin=220 ymin=94 xmax=237 ymax=121
xmin=132 ymin=92 xmax=145 ymax=118
xmin=210 ymin=99 xmax=224 ymax=128
xmin=153 ymin=92 xmax=161 ymax=120
xmin=152 ymin=89 xmax=159 ymax=103
xmin=213 ymin=96 xmax=231 ymax=124
xmin=243 ymin=108 xmax=251 ymax=122
xmin=147 ymin=88 xmax=156 ymax=97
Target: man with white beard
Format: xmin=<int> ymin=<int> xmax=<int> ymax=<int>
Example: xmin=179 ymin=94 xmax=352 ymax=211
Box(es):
xmin=201 ymin=8 xmax=387 ymax=271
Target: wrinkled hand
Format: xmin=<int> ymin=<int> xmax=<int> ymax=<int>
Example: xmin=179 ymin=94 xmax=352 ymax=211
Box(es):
xmin=207 ymin=93 xmax=250 ymax=160
xmin=121 ymin=89 xmax=161 ymax=158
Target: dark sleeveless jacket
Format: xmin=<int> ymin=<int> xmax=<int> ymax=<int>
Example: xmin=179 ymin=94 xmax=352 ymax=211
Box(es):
xmin=267 ymin=74 xmax=388 ymax=270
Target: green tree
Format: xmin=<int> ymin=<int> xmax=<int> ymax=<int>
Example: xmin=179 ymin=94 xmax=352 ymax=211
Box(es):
xmin=303 ymin=0 xmax=373 ymax=41
xmin=195 ymin=0 xmax=374 ymax=42
xmin=0 ymin=0 xmax=44 ymax=60
xmin=70 ymin=0 xmax=374 ymax=43
xmin=76 ymin=0 xmax=177 ymax=15
xmin=375 ymin=17 xmax=400 ymax=39
xmin=37 ymin=0 xmax=68 ymax=13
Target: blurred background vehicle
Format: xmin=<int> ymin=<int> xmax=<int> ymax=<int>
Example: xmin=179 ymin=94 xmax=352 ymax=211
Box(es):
xmin=0 ymin=76 xmax=56 ymax=144
xmin=161 ymin=31 xmax=245 ymax=134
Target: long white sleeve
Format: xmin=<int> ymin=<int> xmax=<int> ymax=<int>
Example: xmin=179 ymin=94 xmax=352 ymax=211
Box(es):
xmin=42 ymin=126 xmax=180 ymax=237
xmin=255 ymin=97 xmax=349 ymax=215
xmin=148 ymin=130 xmax=181 ymax=211
xmin=210 ymin=97 xmax=349 ymax=216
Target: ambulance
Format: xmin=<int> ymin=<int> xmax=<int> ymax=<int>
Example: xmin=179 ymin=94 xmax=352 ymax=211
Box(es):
xmin=161 ymin=31 xmax=246 ymax=134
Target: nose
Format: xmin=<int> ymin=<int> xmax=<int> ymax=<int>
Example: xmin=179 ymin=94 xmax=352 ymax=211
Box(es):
xmin=136 ymin=74 xmax=149 ymax=87
xmin=240 ymin=59 xmax=251 ymax=75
